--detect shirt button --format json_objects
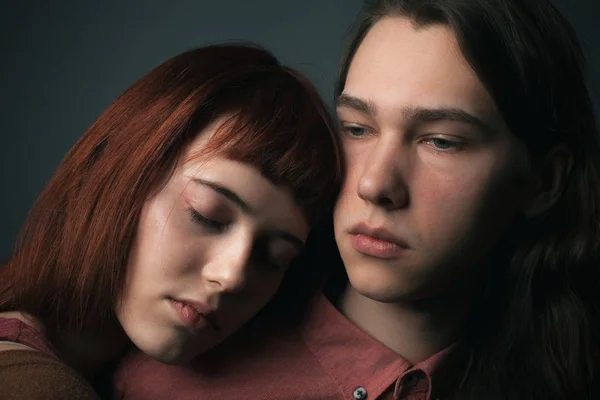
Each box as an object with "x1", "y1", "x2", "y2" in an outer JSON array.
[
  {"x1": 403, "y1": 373, "x2": 420, "y2": 388},
  {"x1": 353, "y1": 386, "x2": 368, "y2": 400}
]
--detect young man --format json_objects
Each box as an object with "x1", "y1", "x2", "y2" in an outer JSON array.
[{"x1": 113, "y1": 0, "x2": 600, "y2": 398}]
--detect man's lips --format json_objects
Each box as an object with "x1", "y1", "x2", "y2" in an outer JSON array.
[
  {"x1": 348, "y1": 223, "x2": 410, "y2": 259},
  {"x1": 348, "y1": 222, "x2": 410, "y2": 248}
]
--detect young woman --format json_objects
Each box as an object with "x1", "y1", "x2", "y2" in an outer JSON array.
[{"x1": 0, "y1": 43, "x2": 342, "y2": 399}]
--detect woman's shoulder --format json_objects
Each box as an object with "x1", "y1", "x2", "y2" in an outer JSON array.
[
  {"x1": 0, "y1": 314, "x2": 100, "y2": 399},
  {"x1": 0, "y1": 349, "x2": 100, "y2": 399},
  {"x1": 0, "y1": 313, "x2": 57, "y2": 357}
]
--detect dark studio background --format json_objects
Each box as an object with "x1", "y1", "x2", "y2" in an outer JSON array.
[{"x1": 1, "y1": 0, "x2": 599, "y2": 262}]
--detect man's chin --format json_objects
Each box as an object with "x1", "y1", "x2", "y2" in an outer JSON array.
[
  {"x1": 343, "y1": 262, "x2": 424, "y2": 303},
  {"x1": 348, "y1": 277, "x2": 423, "y2": 304}
]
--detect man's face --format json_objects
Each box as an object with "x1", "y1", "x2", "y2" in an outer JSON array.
[{"x1": 334, "y1": 17, "x2": 533, "y2": 302}]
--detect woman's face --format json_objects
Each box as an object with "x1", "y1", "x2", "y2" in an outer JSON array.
[{"x1": 116, "y1": 117, "x2": 309, "y2": 364}]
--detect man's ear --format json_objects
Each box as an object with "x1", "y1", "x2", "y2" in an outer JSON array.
[{"x1": 523, "y1": 144, "x2": 573, "y2": 218}]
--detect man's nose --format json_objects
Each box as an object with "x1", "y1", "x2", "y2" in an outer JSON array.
[{"x1": 357, "y1": 137, "x2": 409, "y2": 210}]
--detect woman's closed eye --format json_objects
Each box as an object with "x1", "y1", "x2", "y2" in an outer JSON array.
[
  {"x1": 188, "y1": 208, "x2": 229, "y2": 231},
  {"x1": 251, "y1": 239, "x2": 299, "y2": 273}
]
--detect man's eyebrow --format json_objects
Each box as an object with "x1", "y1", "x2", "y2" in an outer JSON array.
[
  {"x1": 404, "y1": 106, "x2": 494, "y2": 134},
  {"x1": 336, "y1": 94, "x2": 378, "y2": 117},
  {"x1": 337, "y1": 93, "x2": 494, "y2": 134},
  {"x1": 191, "y1": 178, "x2": 252, "y2": 213}
]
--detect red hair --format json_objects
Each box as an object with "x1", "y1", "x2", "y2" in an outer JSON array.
[{"x1": 0, "y1": 44, "x2": 342, "y2": 334}]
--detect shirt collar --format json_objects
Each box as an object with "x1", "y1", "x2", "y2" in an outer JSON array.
[{"x1": 301, "y1": 293, "x2": 455, "y2": 399}]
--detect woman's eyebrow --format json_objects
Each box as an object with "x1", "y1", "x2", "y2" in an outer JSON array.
[{"x1": 192, "y1": 178, "x2": 253, "y2": 214}]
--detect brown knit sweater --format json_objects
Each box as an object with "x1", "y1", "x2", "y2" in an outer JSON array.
[{"x1": 0, "y1": 318, "x2": 99, "y2": 399}]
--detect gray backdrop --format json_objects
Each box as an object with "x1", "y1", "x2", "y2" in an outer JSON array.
[{"x1": 1, "y1": 0, "x2": 599, "y2": 261}]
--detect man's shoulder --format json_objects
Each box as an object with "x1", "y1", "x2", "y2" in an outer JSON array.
[
  {"x1": 114, "y1": 329, "x2": 327, "y2": 400},
  {"x1": 114, "y1": 294, "x2": 340, "y2": 399}
]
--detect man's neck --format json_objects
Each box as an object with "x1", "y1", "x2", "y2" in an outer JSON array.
[{"x1": 337, "y1": 285, "x2": 468, "y2": 364}]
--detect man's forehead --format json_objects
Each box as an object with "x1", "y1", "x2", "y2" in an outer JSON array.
[
  {"x1": 342, "y1": 17, "x2": 500, "y2": 127},
  {"x1": 348, "y1": 21, "x2": 466, "y2": 81},
  {"x1": 358, "y1": 17, "x2": 461, "y2": 60}
]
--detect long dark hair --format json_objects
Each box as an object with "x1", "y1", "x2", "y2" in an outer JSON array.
[{"x1": 337, "y1": 1, "x2": 600, "y2": 398}]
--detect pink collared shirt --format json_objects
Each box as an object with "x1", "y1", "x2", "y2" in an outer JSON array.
[{"x1": 113, "y1": 294, "x2": 455, "y2": 400}]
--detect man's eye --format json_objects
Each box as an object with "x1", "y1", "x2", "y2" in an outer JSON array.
[
  {"x1": 341, "y1": 125, "x2": 370, "y2": 137},
  {"x1": 423, "y1": 137, "x2": 465, "y2": 151}
]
